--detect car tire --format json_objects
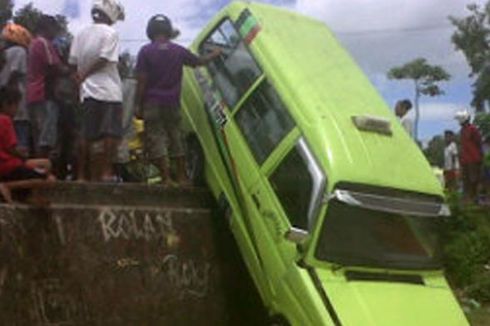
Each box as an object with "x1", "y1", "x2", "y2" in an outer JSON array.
[{"x1": 186, "y1": 136, "x2": 205, "y2": 186}]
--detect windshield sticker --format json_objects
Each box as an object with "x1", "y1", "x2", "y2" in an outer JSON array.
[
  {"x1": 236, "y1": 9, "x2": 261, "y2": 45},
  {"x1": 195, "y1": 69, "x2": 228, "y2": 128}
]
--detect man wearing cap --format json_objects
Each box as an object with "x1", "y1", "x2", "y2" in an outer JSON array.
[
  {"x1": 27, "y1": 15, "x2": 64, "y2": 160},
  {"x1": 69, "y1": 0, "x2": 125, "y2": 182},
  {"x1": 135, "y1": 15, "x2": 221, "y2": 187},
  {"x1": 0, "y1": 23, "x2": 32, "y2": 156},
  {"x1": 455, "y1": 110, "x2": 483, "y2": 203}
]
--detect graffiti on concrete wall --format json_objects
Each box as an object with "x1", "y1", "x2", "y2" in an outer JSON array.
[
  {"x1": 98, "y1": 208, "x2": 180, "y2": 246},
  {"x1": 115, "y1": 254, "x2": 212, "y2": 300},
  {"x1": 31, "y1": 278, "x2": 88, "y2": 325},
  {"x1": 161, "y1": 255, "x2": 211, "y2": 299}
]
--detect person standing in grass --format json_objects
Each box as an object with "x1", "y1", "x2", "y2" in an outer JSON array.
[
  {"x1": 443, "y1": 130, "x2": 459, "y2": 192},
  {"x1": 455, "y1": 110, "x2": 483, "y2": 203},
  {"x1": 135, "y1": 15, "x2": 221, "y2": 187}
]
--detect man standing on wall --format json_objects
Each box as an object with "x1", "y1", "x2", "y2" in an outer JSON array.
[
  {"x1": 27, "y1": 15, "x2": 63, "y2": 160},
  {"x1": 455, "y1": 110, "x2": 483, "y2": 204},
  {"x1": 69, "y1": 0, "x2": 125, "y2": 182},
  {"x1": 135, "y1": 15, "x2": 221, "y2": 187},
  {"x1": 0, "y1": 23, "x2": 32, "y2": 156}
]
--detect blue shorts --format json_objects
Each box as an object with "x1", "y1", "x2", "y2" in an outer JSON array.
[{"x1": 13, "y1": 120, "x2": 31, "y2": 150}]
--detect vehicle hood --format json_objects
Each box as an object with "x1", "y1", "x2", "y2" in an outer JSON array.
[{"x1": 315, "y1": 269, "x2": 468, "y2": 326}]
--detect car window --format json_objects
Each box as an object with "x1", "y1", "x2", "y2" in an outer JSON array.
[
  {"x1": 269, "y1": 140, "x2": 326, "y2": 230},
  {"x1": 235, "y1": 82, "x2": 294, "y2": 164},
  {"x1": 199, "y1": 19, "x2": 262, "y2": 109}
]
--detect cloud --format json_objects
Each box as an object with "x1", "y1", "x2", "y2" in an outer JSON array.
[
  {"x1": 414, "y1": 102, "x2": 464, "y2": 122},
  {"x1": 293, "y1": 0, "x2": 486, "y2": 79}
]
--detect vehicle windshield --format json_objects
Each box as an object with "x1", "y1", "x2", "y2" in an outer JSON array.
[{"x1": 315, "y1": 199, "x2": 443, "y2": 270}]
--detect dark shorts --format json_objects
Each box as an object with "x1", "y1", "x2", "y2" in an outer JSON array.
[
  {"x1": 81, "y1": 98, "x2": 123, "y2": 142},
  {"x1": 443, "y1": 170, "x2": 458, "y2": 190},
  {"x1": 0, "y1": 166, "x2": 46, "y2": 182},
  {"x1": 462, "y1": 163, "x2": 482, "y2": 185},
  {"x1": 143, "y1": 103, "x2": 185, "y2": 159}
]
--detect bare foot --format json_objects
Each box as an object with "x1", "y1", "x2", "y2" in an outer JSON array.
[
  {"x1": 0, "y1": 184, "x2": 12, "y2": 204},
  {"x1": 177, "y1": 178, "x2": 192, "y2": 188}
]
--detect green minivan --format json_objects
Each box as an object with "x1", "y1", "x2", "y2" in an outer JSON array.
[{"x1": 180, "y1": 2, "x2": 468, "y2": 325}]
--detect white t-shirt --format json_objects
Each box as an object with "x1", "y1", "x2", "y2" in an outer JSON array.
[
  {"x1": 444, "y1": 142, "x2": 460, "y2": 171},
  {"x1": 69, "y1": 23, "x2": 122, "y2": 102},
  {"x1": 400, "y1": 115, "x2": 414, "y2": 138},
  {"x1": 0, "y1": 46, "x2": 28, "y2": 121}
]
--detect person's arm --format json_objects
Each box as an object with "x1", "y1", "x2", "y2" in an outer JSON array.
[
  {"x1": 195, "y1": 48, "x2": 222, "y2": 66},
  {"x1": 78, "y1": 58, "x2": 110, "y2": 84},
  {"x1": 472, "y1": 127, "x2": 484, "y2": 157},
  {"x1": 7, "y1": 146, "x2": 27, "y2": 160},
  {"x1": 6, "y1": 47, "x2": 27, "y2": 88},
  {"x1": 80, "y1": 29, "x2": 120, "y2": 84},
  {"x1": 0, "y1": 120, "x2": 27, "y2": 160},
  {"x1": 134, "y1": 48, "x2": 149, "y2": 119},
  {"x1": 183, "y1": 47, "x2": 222, "y2": 68},
  {"x1": 42, "y1": 39, "x2": 68, "y2": 76},
  {"x1": 134, "y1": 72, "x2": 147, "y2": 119},
  {"x1": 452, "y1": 144, "x2": 459, "y2": 170}
]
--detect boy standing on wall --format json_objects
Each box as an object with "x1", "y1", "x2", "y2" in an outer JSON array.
[
  {"x1": 27, "y1": 15, "x2": 64, "y2": 160},
  {"x1": 0, "y1": 87, "x2": 52, "y2": 183},
  {"x1": 69, "y1": 0, "x2": 125, "y2": 182},
  {"x1": 135, "y1": 15, "x2": 221, "y2": 187}
]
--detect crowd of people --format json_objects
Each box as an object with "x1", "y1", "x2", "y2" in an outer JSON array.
[
  {"x1": 1, "y1": 0, "x2": 489, "y2": 206},
  {"x1": 395, "y1": 99, "x2": 490, "y2": 205},
  {"x1": 0, "y1": 0, "x2": 221, "y2": 192},
  {"x1": 443, "y1": 110, "x2": 490, "y2": 205}
]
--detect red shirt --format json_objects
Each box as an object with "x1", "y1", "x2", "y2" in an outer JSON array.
[
  {"x1": 26, "y1": 36, "x2": 61, "y2": 104},
  {"x1": 460, "y1": 123, "x2": 483, "y2": 165},
  {"x1": 0, "y1": 114, "x2": 23, "y2": 176}
]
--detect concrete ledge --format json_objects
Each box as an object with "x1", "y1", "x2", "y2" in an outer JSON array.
[
  {"x1": 0, "y1": 197, "x2": 230, "y2": 324},
  {"x1": 2, "y1": 182, "x2": 214, "y2": 208}
]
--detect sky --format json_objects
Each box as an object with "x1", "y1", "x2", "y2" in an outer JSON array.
[{"x1": 11, "y1": 0, "x2": 487, "y2": 143}]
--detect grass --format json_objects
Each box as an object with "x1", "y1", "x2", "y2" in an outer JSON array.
[{"x1": 467, "y1": 307, "x2": 490, "y2": 325}]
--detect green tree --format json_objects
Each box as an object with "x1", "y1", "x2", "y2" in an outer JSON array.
[
  {"x1": 0, "y1": 0, "x2": 13, "y2": 28},
  {"x1": 450, "y1": 3, "x2": 490, "y2": 112},
  {"x1": 474, "y1": 113, "x2": 490, "y2": 141},
  {"x1": 423, "y1": 135, "x2": 446, "y2": 168},
  {"x1": 13, "y1": 3, "x2": 70, "y2": 36},
  {"x1": 388, "y1": 58, "x2": 451, "y2": 141}
]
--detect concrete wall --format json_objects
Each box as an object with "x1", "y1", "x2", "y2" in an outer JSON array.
[{"x1": 0, "y1": 184, "x2": 260, "y2": 325}]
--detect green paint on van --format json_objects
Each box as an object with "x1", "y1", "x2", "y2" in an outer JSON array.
[{"x1": 180, "y1": 2, "x2": 468, "y2": 325}]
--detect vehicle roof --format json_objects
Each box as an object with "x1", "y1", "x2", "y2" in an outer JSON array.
[{"x1": 191, "y1": 1, "x2": 443, "y2": 197}]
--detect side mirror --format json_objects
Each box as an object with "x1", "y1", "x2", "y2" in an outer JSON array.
[{"x1": 285, "y1": 227, "x2": 309, "y2": 244}]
